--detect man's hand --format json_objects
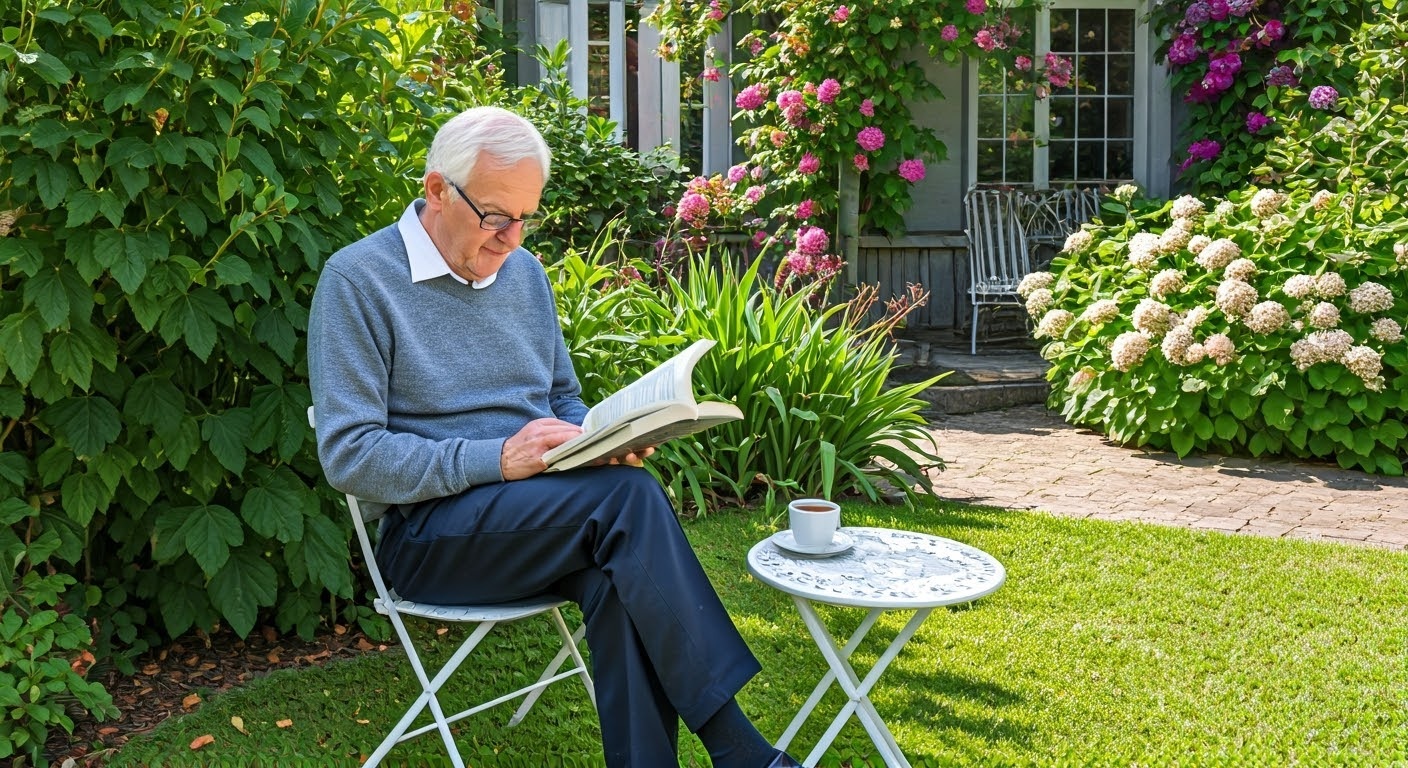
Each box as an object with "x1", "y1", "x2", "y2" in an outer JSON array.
[
  {"x1": 594, "y1": 445, "x2": 656, "y2": 468},
  {"x1": 501, "y1": 418, "x2": 583, "y2": 480}
]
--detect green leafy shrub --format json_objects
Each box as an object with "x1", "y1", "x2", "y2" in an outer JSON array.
[
  {"x1": 1028, "y1": 185, "x2": 1407, "y2": 474},
  {"x1": 0, "y1": 0, "x2": 457, "y2": 755},
  {"x1": 551, "y1": 239, "x2": 944, "y2": 513}
]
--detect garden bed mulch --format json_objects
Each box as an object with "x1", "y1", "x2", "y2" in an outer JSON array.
[{"x1": 43, "y1": 624, "x2": 390, "y2": 767}]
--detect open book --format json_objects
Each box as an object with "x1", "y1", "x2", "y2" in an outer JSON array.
[{"x1": 543, "y1": 339, "x2": 743, "y2": 472}]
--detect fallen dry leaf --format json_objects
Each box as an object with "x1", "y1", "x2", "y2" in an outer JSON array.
[
  {"x1": 98, "y1": 727, "x2": 120, "y2": 736},
  {"x1": 355, "y1": 638, "x2": 374, "y2": 651},
  {"x1": 231, "y1": 716, "x2": 247, "y2": 735},
  {"x1": 141, "y1": 664, "x2": 160, "y2": 676},
  {"x1": 189, "y1": 734, "x2": 215, "y2": 750},
  {"x1": 181, "y1": 693, "x2": 202, "y2": 710},
  {"x1": 261, "y1": 626, "x2": 278, "y2": 643},
  {"x1": 435, "y1": 627, "x2": 449, "y2": 636},
  {"x1": 266, "y1": 651, "x2": 281, "y2": 664},
  {"x1": 333, "y1": 624, "x2": 347, "y2": 635},
  {"x1": 183, "y1": 654, "x2": 200, "y2": 667},
  {"x1": 276, "y1": 719, "x2": 293, "y2": 728}
]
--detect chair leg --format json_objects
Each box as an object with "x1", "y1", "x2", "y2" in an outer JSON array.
[
  {"x1": 971, "y1": 302, "x2": 980, "y2": 355},
  {"x1": 509, "y1": 608, "x2": 596, "y2": 726}
]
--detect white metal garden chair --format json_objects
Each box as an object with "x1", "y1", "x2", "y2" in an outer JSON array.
[
  {"x1": 963, "y1": 187, "x2": 1033, "y2": 355},
  {"x1": 307, "y1": 408, "x2": 596, "y2": 768}
]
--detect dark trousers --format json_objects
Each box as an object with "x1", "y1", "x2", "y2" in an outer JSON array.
[{"x1": 377, "y1": 466, "x2": 762, "y2": 766}]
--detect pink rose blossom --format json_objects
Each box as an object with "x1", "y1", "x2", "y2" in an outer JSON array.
[
  {"x1": 1015, "y1": 55, "x2": 1032, "y2": 71},
  {"x1": 974, "y1": 29, "x2": 997, "y2": 51},
  {"x1": 830, "y1": 5, "x2": 850, "y2": 23},
  {"x1": 859, "y1": 98, "x2": 874, "y2": 117},
  {"x1": 898, "y1": 158, "x2": 926, "y2": 183},
  {"x1": 798, "y1": 153, "x2": 821, "y2": 175},
  {"x1": 941, "y1": 24, "x2": 959, "y2": 41},
  {"x1": 853, "y1": 153, "x2": 870, "y2": 171},
  {"x1": 857, "y1": 126, "x2": 885, "y2": 152},
  {"x1": 817, "y1": 78, "x2": 841, "y2": 104}
]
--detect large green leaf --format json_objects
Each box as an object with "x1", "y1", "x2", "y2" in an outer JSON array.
[
  {"x1": 291, "y1": 514, "x2": 353, "y2": 598},
  {"x1": 125, "y1": 375, "x2": 186, "y2": 434},
  {"x1": 0, "y1": 310, "x2": 45, "y2": 384},
  {"x1": 208, "y1": 548, "x2": 278, "y2": 637},
  {"x1": 60, "y1": 471, "x2": 110, "y2": 526},
  {"x1": 240, "y1": 467, "x2": 307, "y2": 543},
  {"x1": 200, "y1": 408, "x2": 251, "y2": 475},
  {"x1": 176, "y1": 503, "x2": 244, "y2": 576},
  {"x1": 39, "y1": 396, "x2": 122, "y2": 458}
]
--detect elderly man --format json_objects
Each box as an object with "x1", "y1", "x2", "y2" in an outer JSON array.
[{"x1": 308, "y1": 106, "x2": 804, "y2": 768}]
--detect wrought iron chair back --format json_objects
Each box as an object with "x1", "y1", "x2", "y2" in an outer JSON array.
[{"x1": 963, "y1": 187, "x2": 1032, "y2": 355}]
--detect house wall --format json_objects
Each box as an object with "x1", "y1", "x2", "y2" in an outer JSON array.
[{"x1": 904, "y1": 55, "x2": 970, "y2": 234}]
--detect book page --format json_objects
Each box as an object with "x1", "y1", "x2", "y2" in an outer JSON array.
[{"x1": 580, "y1": 339, "x2": 715, "y2": 433}]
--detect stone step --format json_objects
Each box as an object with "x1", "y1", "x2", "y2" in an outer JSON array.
[{"x1": 887, "y1": 336, "x2": 1051, "y2": 414}]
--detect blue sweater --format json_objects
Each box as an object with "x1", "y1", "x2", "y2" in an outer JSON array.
[{"x1": 308, "y1": 223, "x2": 588, "y2": 507}]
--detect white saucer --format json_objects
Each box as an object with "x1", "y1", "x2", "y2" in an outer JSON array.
[{"x1": 770, "y1": 529, "x2": 855, "y2": 558}]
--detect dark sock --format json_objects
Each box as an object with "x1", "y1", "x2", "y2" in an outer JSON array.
[{"x1": 695, "y1": 698, "x2": 779, "y2": 768}]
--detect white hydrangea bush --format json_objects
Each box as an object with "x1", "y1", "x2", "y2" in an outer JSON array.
[{"x1": 1023, "y1": 185, "x2": 1408, "y2": 474}]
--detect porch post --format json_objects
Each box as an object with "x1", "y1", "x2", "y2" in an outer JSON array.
[{"x1": 838, "y1": 159, "x2": 860, "y2": 285}]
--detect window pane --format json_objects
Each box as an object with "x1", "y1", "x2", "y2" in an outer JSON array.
[
  {"x1": 1077, "y1": 97, "x2": 1103, "y2": 136},
  {"x1": 1109, "y1": 10, "x2": 1135, "y2": 51},
  {"x1": 1108, "y1": 54, "x2": 1134, "y2": 95},
  {"x1": 1108, "y1": 141, "x2": 1134, "y2": 180},
  {"x1": 1078, "y1": 9, "x2": 1106, "y2": 54},
  {"x1": 1050, "y1": 96, "x2": 1076, "y2": 139},
  {"x1": 1077, "y1": 140, "x2": 1103, "y2": 180},
  {"x1": 977, "y1": 140, "x2": 1004, "y2": 182},
  {"x1": 1108, "y1": 97, "x2": 1133, "y2": 138},
  {"x1": 1007, "y1": 141, "x2": 1034, "y2": 184},
  {"x1": 978, "y1": 95, "x2": 1006, "y2": 137},
  {"x1": 1080, "y1": 54, "x2": 1106, "y2": 93},
  {"x1": 1051, "y1": 9, "x2": 1076, "y2": 52},
  {"x1": 1010, "y1": 94, "x2": 1035, "y2": 133},
  {"x1": 1051, "y1": 140, "x2": 1075, "y2": 181}
]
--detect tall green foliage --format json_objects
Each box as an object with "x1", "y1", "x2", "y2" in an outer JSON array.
[{"x1": 0, "y1": 0, "x2": 446, "y2": 759}]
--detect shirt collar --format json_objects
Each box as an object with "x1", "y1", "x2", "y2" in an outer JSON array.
[{"x1": 398, "y1": 200, "x2": 497, "y2": 289}]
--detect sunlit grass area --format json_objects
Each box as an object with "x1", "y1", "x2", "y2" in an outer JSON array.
[{"x1": 112, "y1": 500, "x2": 1408, "y2": 767}]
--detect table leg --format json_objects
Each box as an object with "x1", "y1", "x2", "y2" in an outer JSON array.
[{"x1": 779, "y1": 596, "x2": 934, "y2": 768}]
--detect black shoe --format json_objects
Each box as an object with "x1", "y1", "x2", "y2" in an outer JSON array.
[{"x1": 767, "y1": 752, "x2": 808, "y2": 768}]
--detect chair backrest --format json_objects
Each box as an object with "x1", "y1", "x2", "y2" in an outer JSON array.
[
  {"x1": 308, "y1": 406, "x2": 399, "y2": 602},
  {"x1": 963, "y1": 187, "x2": 1030, "y2": 295},
  {"x1": 1017, "y1": 187, "x2": 1104, "y2": 243}
]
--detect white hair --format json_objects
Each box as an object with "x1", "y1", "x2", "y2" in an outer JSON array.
[{"x1": 424, "y1": 106, "x2": 551, "y2": 186}]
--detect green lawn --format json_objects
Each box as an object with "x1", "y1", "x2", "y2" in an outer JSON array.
[{"x1": 110, "y1": 501, "x2": 1408, "y2": 767}]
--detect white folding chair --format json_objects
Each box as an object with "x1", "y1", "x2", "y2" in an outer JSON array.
[
  {"x1": 308, "y1": 408, "x2": 596, "y2": 768},
  {"x1": 963, "y1": 187, "x2": 1032, "y2": 355}
]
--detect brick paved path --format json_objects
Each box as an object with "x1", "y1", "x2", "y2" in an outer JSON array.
[{"x1": 923, "y1": 405, "x2": 1408, "y2": 550}]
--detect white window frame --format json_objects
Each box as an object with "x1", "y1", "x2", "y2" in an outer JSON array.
[{"x1": 966, "y1": 0, "x2": 1171, "y2": 194}]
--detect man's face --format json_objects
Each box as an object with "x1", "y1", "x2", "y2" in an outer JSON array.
[{"x1": 432, "y1": 156, "x2": 544, "y2": 283}]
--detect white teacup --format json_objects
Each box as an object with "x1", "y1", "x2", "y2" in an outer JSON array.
[{"x1": 788, "y1": 498, "x2": 840, "y2": 549}]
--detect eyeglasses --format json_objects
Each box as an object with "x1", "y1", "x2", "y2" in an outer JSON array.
[{"x1": 447, "y1": 181, "x2": 543, "y2": 235}]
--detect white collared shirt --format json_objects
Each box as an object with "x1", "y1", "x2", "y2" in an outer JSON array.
[{"x1": 397, "y1": 200, "x2": 497, "y2": 289}]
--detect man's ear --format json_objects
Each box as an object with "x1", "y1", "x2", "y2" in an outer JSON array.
[{"x1": 423, "y1": 172, "x2": 449, "y2": 211}]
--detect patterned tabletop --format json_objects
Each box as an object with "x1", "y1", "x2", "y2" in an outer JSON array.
[{"x1": 747, "y1": 527, "x2": 1006, "y2": 609}]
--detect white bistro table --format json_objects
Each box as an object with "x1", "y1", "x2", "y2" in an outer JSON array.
[{"x1": 746, "y1": 526, "x2": 1006, "y2": 767}]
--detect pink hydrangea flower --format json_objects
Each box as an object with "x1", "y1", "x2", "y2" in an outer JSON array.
[
  {"x1": 749, "y1": 38, "x2": 764, "y2": 55},
  {"x1": 941, "y1": 24, "x2": 959, "y2": 41},
  {"x1": 1015, "y1": 55, "x2": 1032, "y2": 71},
  {"x1": 830, "y1": 5, "x2": 849, "y2": 22},
  {"x1": 751, "y1": 165, "x2": 765, "y2": 180},
  {"x1": 798, "y1": 153, "x2": 821, "y2": 175},
  {"x1": 1045, "y1": 53, "x2": 1073, "y2": 88},
  {"x1": 1308, "y1": 85, "x2": 1338, "y2": 109},
  {"x1": 859, "y1": 98, "x2": 874, "y2": 117},
  {"x1": 727, "y1": 164, "x2": 748, "y2": 184},
  {"x1": 701, "y1": 67, "x2": 720, "y2": 82},
  {"x1": 857, "y1": 126, "x2": 885, "y2": 152},
  {"x1": 735, "y1": 84, "x2": 767, "y2": 110},
  {"x1": 1168, "y1": 32, "x2": 1200, "y2": 66},
  {"x1": 966, "y1": 0, "x2": 986, "y2": 13},
  {"x1": 853, "y1": 153, "x2": 870, "y2": 171},
  {"x1": 777, "y1": 89, "x2": 805, "y2": 110},
  {"x1": 796, "y1": 199, "x2": 815, "y2": 219},
  {"x1": 677, "y1": 192, "x2": 710, "y2": 224},
  {"x1": 1245, "y1": 111, "x2": 1271, "y2": 133},
  {"x1": 817, "y1": 78, "x2": 841, "y2": 104},
  {"x1": 796, "y1": 225, "x2": 829, "y2": 256},
  {"x1": 770, "y1": 129, "x2": 788, "y2": 147},
  {"x1": 707, "y1": 0, "x2": 724, "y2": 20},
  {"x1": 898, "y1": 158, "x2": 926, "y2": 183},
  {"x1": 974, "y1": 29, "x2": 997, "y2": 51},
  {"x1": 752, "y1": 230, "x2": 770, "y2": 247},
  {"x1": 744, "y1": 185, "x2": 765, "y2": 204}
]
